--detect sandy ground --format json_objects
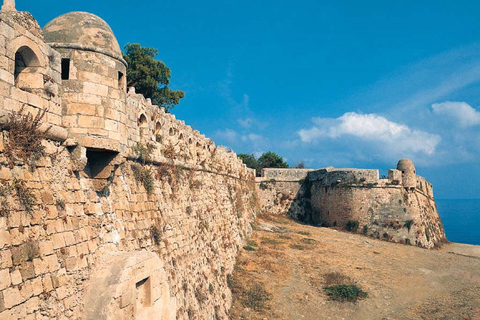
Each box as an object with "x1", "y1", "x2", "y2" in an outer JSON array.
[{"x1": 229, "y1": 215, "x2": 480, "y2": 320}]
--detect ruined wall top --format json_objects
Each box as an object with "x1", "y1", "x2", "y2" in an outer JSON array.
[{"x1": 1, "y1": 0, "x2": 15, "y2": 12}]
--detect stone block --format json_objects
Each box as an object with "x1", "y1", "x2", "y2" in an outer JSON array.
[
  {"x1": 2, "y1": 287, "x2": 22, "y2": 309},
  {"x1": 78, "y1": 93, "x2": 101, "y2": 105},
  {"x1": 42, "y1": 276, "x2": 53, "y2": 292},
  {"x1": 63, "y1": 232, "x2": 76, "y2": 247},
  {"x1": 38, "y1": 241, "x2": 54, "y2": 256},
  {"x1": 0, "y1": 268, "x2": 11, "y2": 290},
  {"x1": 77, "y1": 115, "x2": 104, "y2": 129},
  {"x1": 33, "y1": 258, "x2": 48, "y2": 275},
  {"x1": 19, "y1": 279, "x2": 33, "y2": 300},
  {"x1": 0, "y1": 250, "x2": 12, "y2": 269},
  {"x1": 65, "y1": 257, "x2": 77, "y2": 272},
  {"x1": 0, "y1": 68, "x2": 13, "y2": 85},
  {"x1": 31, "y1": 277, "x2": 43, "y2": 296},
  {"x1": 19, "y1": 261, "x2": 35, "y2": 281},
  {"x1": 0, "y1": 231, "x2": 10, "y2": 249},
  {"x1": 66, "y1": 103, "x2": 96, "y2": 116},
  {"x1": 10, "y1": 269, "x2": 21, "y2": 285},
  {"x1": 52, "y1": 233, "x2": 66, "y2": 250}
]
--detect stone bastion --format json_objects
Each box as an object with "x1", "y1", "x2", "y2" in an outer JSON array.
[{"x1": 256, "y1": 160, "x2": 446, "y2": 249}]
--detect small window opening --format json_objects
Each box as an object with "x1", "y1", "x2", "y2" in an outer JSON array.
[
  {"x1": 61, "y1": 58, "x2": 70, "y2": 80},
  {"x1": 85, "y1": 149, "x2": 118, "y2": 179},
  {"x1": 136, "y1": 277, "x2": 152, "y2": 309},
  {"x1": 118, "y1": 71, "x2": 124, "y2": 90}
]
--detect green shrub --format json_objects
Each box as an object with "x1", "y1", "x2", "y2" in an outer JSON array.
[
  {"x1": 297, "y1": 231, "x2": 311, "y2": 236},
  {"x1": 345, "y1": 220, "x2": 359, "y2": 232},
  {"x1": 324, "y1": 284, "x2": 368, "y2": 302},
  {"x1": 289, "y1": 244, "x2": 306, "y2": 250},
  {"x1": 227, "y1": 274, "x2": 236, "y2": 289},
  {"x1": 362, "y1": 225, "x2": 368, "y2": 235},
  {"x1": 0, "y1": 181, "x2": 12, "y2": 217},
  {"x1": 13, "y1": 178, "x2": 36, "y2": 213},
  {"x1": 241, "y1": 284, "x2": 270, "y2": 310},
  {"x1": 151, "y1": 226, "x2": 162, "y2": 245},
  {"x1": 133, "y1": 142, "x2": 156, "y2": 164},
  {"x1": 261, "y1": 237, "x2": 284, "y2": 245},
  {"x1": 259, "y1": 182, "x2": 268, "y2": 190},
  {"x1": 404, "y1": 219, "x2": 414, "y2": 232},
  {"x1": 131, "y1": 164, "x2": 155, "y2": 195}
]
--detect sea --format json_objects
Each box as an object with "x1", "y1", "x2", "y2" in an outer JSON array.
[{"x1": 436, "y1": 199, "x2": 480, "y2": 246}]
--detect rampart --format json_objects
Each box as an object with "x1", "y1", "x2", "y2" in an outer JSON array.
[
  {"x1": 257, "y1": 164, "x2": 445, "y2": 249},
  {"x1": 0, "y1": 4, "x2": 258, "y2": 319}
]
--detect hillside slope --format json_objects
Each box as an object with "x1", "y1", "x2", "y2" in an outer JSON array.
[{"x1": 229, "y1": 214, "x2": 480, "y2": 320}]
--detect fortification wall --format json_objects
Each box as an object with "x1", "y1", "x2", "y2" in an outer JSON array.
[
  {"x1": 256, "y1": 168, "x2": 314, "y2": 218},
  {"x1": 256, "y1": 166, "x2": 446, "y2": 248},
  {"x1": 309, "y1": 183, "x2": 445, "y2": 248},
  {"x1": 0, "y1": 8, "x2": 258, "y2": 319},
  {"x1": 0, "y1": 132, "x2": 258, "y2": 319}
]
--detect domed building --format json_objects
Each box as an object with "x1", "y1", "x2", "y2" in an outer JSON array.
[
  {"x1": 396, "y1": 158, "x2": 417, "y2": 189},
  {"x1": 43, "y1": 12, "x2": 128, "y2": 154}
]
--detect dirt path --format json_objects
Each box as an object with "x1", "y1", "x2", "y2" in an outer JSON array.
[{"x1": 229, "y1": 215, "x2": 480, "y2": 320}]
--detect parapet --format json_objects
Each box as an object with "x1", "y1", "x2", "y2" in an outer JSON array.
[{"x1": 260, "y1": 168, "x2": 315, "y2": 181}]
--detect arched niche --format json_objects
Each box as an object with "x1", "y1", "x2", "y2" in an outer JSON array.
[
  {"x1": 154, "y1": 122, "x2": 162, "y2": 142},
  {"x1": 14, "y1": 46, "x2": 43, "y2": 89},
  {"x1": 8, "y1": 37, "x2": 46, "y2": 88},
  {"x1": 138, "y1": 114, "x2": 148, "y2": 139},
  {"x1": 83, "y1": 251, "x2": 175, "y2": 320}
]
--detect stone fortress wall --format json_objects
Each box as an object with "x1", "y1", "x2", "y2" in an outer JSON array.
[
  {"x1": 0, "y1": 3, "x2": 258, "y2": 319},
  {"x1": 256, "y1": 161, "x2": 446, "y2": 249},
  {"x1": 0, "y1": 1, "x2": 448, "y2": 319}
]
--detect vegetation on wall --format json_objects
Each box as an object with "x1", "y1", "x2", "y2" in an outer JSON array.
[
  {"x1": 0, "y1": 107, "x2": 48, "y2": 168},
  {"x1": 123, "y1": 43, "x2": 185, "y2": 112}
]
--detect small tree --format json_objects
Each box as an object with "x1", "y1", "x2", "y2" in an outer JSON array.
[
  {"x1": 237, "y1": 153, "x2": 258, "y2": 169},
  {"x1": 237, "y1": 151, "x2": 289, "y2": 176},
  {"x1": 257, "y1": 152, "x2": 289, "y2": 172},
  {"x1": 123, "y1": 43, "x2": 185, "y2": 112}
]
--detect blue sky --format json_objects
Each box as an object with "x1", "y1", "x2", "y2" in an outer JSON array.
[{"x1": 21, "y1": 0, "x2": 480, "y2": 199}]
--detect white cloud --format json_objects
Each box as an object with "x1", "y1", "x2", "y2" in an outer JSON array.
[
  {"x1": 432, "y1": 101, "x2": 480, "y2": 127},
  {"x1": 298, "y1": 112, "x2": 441, "y2": 157},
  {"x1": 238, "y1": 117, "x2": 253, "y2": 129},
  {"x1": 214, "y1": 129, "x2": 238, "y2": 144}
]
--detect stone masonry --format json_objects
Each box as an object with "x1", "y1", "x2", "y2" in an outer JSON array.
[
  {"x1": 0, "y1": 2, "x2": 258, "y2": 319},
  {"x1": 0, "y1": 1, "x2": 448, "y2": 319},
  {"x1": 256, "y1": 162, "x2": 446, "y2": 249}
]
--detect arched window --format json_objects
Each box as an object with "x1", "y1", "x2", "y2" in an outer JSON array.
[
  {"x1": 14, "y1": 46, "x2": 42, "y2": 89},
  {"x1": 138, "y1": 114, "x2": 148, "y2": 139},
  {"x1": 154, "y1": 122, "x2": 162, "y2": 142}
]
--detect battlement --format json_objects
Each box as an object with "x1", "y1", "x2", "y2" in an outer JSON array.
[
  {"x1": 0, "y1": 8, "x2": 254, "y2": 190},
  {"x1": 260, "y1": 163, "x2": 431, "y2": 197}
]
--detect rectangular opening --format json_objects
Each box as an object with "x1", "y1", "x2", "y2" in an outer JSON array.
[
  {"x1": 85, "y1": 148, "x2": 118, "y2": 179},
  {"x1": 135, "y1": 277, "x2": 152, "y2": 309},
  {"x1": 118, "y1": 71, "x2": 124, "y2": 90},
  {"x1": 61, "y1": 58, "x2": 70, "y2": 80}
]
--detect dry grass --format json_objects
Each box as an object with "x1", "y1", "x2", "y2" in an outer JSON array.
[{"x1": 1, "y1": 107, "x2": 49, "y2": 168}]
